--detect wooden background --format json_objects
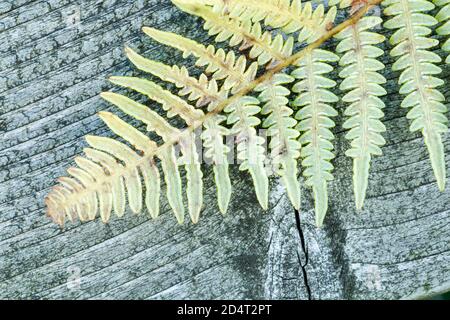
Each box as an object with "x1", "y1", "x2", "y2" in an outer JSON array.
[{"x1": 0, "y1": 0, "x2": 449, "y2": 299}]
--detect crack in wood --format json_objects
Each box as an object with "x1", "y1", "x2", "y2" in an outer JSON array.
[{"x1": 294, "y1": 209, "x2": 311, "y2": 300}]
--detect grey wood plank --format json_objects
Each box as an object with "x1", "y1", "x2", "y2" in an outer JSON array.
[{"x1": 0, "y1": 0, "x2": 449, "y2": 300}]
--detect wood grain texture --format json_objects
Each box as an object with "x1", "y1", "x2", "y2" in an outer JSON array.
[{"x1": 0, "y1": 0, "x2": 449, "y2": 300}]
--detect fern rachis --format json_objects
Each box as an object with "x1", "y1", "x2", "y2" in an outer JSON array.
[{"x1": 45, "y1": 0, "x2": 448, "y2": 228}]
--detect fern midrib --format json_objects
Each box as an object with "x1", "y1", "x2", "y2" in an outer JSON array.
[
  {"x1": 353, "y1": 24, "x2": 370, "y2": 158},
  {"x1": 51, "y1": 2, "x2": 381, "y2": 214},
  {"x1": 401, "y1": 0, "x2": 434, "y2": 134}
]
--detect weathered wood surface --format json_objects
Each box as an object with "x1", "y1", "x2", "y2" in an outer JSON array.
[{"x1": 0, "y1": 0, "x2": 449, "y2": 300}]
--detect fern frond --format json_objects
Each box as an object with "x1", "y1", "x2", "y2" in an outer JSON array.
[
  {"x1": 109, "y1": 76, "x2": 204, "y2": 125},
  {"x1": 83, "y1": 139, "x2": 145, "y2": 217},
  {"x1": 225, "y1": 96, "x2": 269, "y2": 209},
  {"x1": 384, "y1": 0, "x2": 448, "y2": 191},
  {"x1": 335, "y1": 16, "x2": 387, "y2": 209},
  {"x1": 291, "y1": 49, "x2": 339, "y2": 226},
  {"x1": 97, "y1": 93, "x2": 187, "y2": 222},
  {"x1": 178, "y1": 132, "x2": 204, "y2": 223},
  {"x1": 140, "y1": 27, "x2": 273, "y2": 210},
  {"x1": 172, "y1": 0, "x2": 295, "y2": 67},
  {"x1": 125, "y1": 46, "x2": 224, "y2": 107},
  {"x1": 124, "y1": 46, "x2": 232, "y2": 213},
  {"x1": 100, "y1": 92, "x2": 204, "y2": 223},
  {"x1": 64, "y1": 168, "x2": 100, "y2": 220},
  {"x1": 102, "y1": 84, "x2": 203, "y2": 222},
  {"x1": 202, "y1": 0, "x2": 337, "y2": 43},
  {"x1": 142, "y1": 27, "x2": 257, "y2": 92},
  {"x1": 435, "y1": 0, "x2": 450, "y2": 63},
  {"x1": 46, "y1": 104, "x2": 167, "y2": 225},
  {"x1": 82, "y1": 148, "x2": 127, "y2": 219},
  {"x1": 208, "y1": 0, "x2": 339, "y2": 222},
  {"x1": 255, "y1": 73, "x2": 301, "y2": 209},
  {"x1": 201, "y1": 115, "x2": 232, "y2": 213},
  {"x1": 178, "y1": 0, "x2": 340, "y2": 218},
  {"x1": 46, "y1": 1, "x2": 386, "y2": 226},
  {"x1": 95, "y1": 112, "x2": 161, "y2": 220}
]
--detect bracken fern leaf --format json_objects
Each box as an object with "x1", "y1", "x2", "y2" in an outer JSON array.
[
  {"x1": 384, "y1": 0, "x2": 448, "y2": 191},
  {"x1": 256, "y1": 73, "x2": 301, "y2": 210},
  {"x1": 335, "y1": 15, "x2": 387, "y2": 209},
  {"x1": 205, "y1": 0, "x2": 337, "y2": 44},
  {"x1": 124, "y1": 46, "x2": 232, "y2": 213},
  {"x1": 292, "y1": 48, "x2": 339, "y2": 226},
  {"x1": 45, "y1": 0, "x2": 447, "y2": 229},
  {"x1": 172, "y1": 0, "x2": 294, "y2": 67},
  {"x1": 142, "y1": 27, "x2": 258, "y2": 93}
]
